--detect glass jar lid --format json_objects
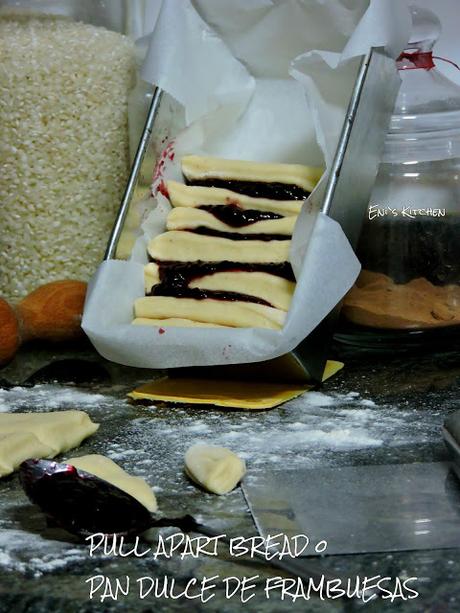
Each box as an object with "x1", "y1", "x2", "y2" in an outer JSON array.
[{"x1": 384, "y1": 6, "x2": 460, "y2": 162}]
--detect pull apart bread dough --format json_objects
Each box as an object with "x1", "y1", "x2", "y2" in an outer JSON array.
[
  {"x1": 0, "y1": 410, "x2": 99, "y2": 477},
  {"x1": 67, "y1": 454, "x2": 157, "y2": 512},
  {"x1": 144, "y1": 263, "x2": 295, "y2": 311},
  {"x1": 184, "y1": 444, "x2": 246, "y2": 495},
  {"x1": 181, "y1": 155, "x2": 322, "y2": 196},
  {"x1": 167, "y1": 180, "x2": 303, "y2": 216},
  {"x1": 147, "y1": 231, "x2": 290, "y2": 264},
  {"x1": 133, "y1": 156, "x2": 323, "y2": 330},
  {"x1": 166, "y1": 206, "x2": 297, "y2": 236},
  {"x1": 133, "y1": 317, "x2": 227, "y2": 328},
  {"x1": 135, "y1": 296, "x2": 286, "y2": 329}
]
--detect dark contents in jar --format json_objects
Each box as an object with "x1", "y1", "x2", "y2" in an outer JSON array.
[
  {"x1": 356, "y1": 216, "x2": 460, "y2": 286},
  {"x1": 343, "y1": 214, "x2": 460, "y2": 330}
]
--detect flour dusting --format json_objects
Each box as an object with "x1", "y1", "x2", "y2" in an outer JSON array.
[
  {"x1": 0, "y1": 382, "x2": 444, "y2": 576},
  {"x1": 0, "y1": 385, "x2": 110, "y2": 413}
]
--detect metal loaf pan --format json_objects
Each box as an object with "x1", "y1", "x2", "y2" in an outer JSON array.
[{"x1": 105, "y1": 48, "x2": 400, "y2": 383}]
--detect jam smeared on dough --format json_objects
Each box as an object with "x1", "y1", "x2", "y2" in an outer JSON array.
[
  {"x1": 153, "y1": 260, "x2": 296, "y2": 283},
  {"x1": 166, "y1": 208, "x2": 295, "y2": 238},
  {"x1": 188, "y1": 178, "x2": 310, "y2": 201},
  {"x1": 150, "y1": 284, "x2": 272, "y2": 307},
  {"x1": 147, "y1": 260, "x2": 296, "y2": 307},
  {"x1": 199, "y1": 204, "x2": 283, "y2": 226},
  {"x1": 134, "y1": 155, "x2": 323, "y2": 329},
  {"x1": 191, "y1": 227, "x2": 290, "y2": 241},
  {"x1": 181, "y1": 155, "x2": 321, "y2": 202},
  {"x1": 167, "y1": 181, "x2": 303, "y2": 217}
]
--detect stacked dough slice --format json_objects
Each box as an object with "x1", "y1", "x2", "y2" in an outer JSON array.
[{"x1": 134, "y1": 155, "x2": 322, "y2": 330}]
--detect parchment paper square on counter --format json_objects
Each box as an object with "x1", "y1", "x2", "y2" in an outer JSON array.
[{"x1": 127, "y1": 360, "x2": 344, "y2": 409}]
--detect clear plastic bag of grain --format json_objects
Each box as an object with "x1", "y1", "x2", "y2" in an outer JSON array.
[{"x1": 0, "y1": 11, "x2": 136, "y2": 301}]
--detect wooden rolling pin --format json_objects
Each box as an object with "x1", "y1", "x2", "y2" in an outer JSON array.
[{"x1": 0, "y1": 280, "x2": 87, "y2": 366}]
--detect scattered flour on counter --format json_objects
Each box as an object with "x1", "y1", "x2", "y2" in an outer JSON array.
[
  {"x1": 115, "y1": 388, "x2": 440, "y2": 495},
  {"x1": 0, "y1": 549, "x2": 25, "y2": 574},
  {"x1": 0, "y1": 384, "x2": 133, "y2": 575},
  {"x1": 0, "y1": 384, "x2": 444, "y2": 576},
  {"x1": 300, "y1": 391, "x2": 341, "y2": 407},
  {"x1": 0, "y1": 528, "x2": 86, "y2": 576},
  {"x1": 107, "y1": 448, "x2": 141, "y2": 461},
  {"x1": 0, "y1": 384, "x2": 116, "y2": 413}
]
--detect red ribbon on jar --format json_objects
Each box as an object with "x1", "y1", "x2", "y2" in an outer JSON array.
[{"x1": 397, "y1": 50, "x2": 460, "y2": 71}]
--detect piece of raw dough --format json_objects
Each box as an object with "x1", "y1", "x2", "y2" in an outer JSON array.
[
  {"x1": 0, "y1": 432, "x2": 55, "y2": 477},
  {"x1": 189, "y1": 271, "x2": 295, "y2": 311},
  {"x1": 166, "y1": 181, "x2": 303, "y2": 216},
  {"x1": 182, "y1": 155, "x2": 322, "y2": 192},
  {"x1": 133, "y1": 317, "x2": 227, "y2": 328},
  {"x1": 184, "y1": 444, "x2": 246, "y2": 495},
  {"x1": 144, "y1": 264, "x2": 295, "y2": 311},
  {"x1": 66, "y1": 454, "x2": 157, "y2": 512},
  {"x1": 0, "y1": 410, "x2": 99, "y2": 456},
  {"x1": 134, "y1": 296, "x2": 285, "y2": 329},
  {"x1": 166, "y1": 207, "x2": 296, "y2": 236},
  {"x1": 148, "y1": 231, "x2": 290, "y2": 264}
]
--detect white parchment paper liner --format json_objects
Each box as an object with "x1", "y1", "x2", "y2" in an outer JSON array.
[{"x1": 82, "y1": 0, "x2": 410, "y2": 369}]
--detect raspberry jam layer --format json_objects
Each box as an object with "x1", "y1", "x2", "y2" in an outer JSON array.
[
  {"x1": 151, "y1": 260, "x2": 295, "y2": 282},
  {"x1": 191, "y1": 227, "x2": 290, "y2": 241},
  {"x1": 187, "y1": 179, "x2": 310, "y2": 201},
  {"x1": 146, "y1": 260, "x2": 295, "y2": 307},
  {"x1": 150, "y1": 285, "x2": 272, "y2": 307},
  {"x1": 199, "y1": 204, "x2": 283, "y2": 227}
]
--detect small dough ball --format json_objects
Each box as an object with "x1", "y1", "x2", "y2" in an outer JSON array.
[
  {"x1": 184, "y1": 444, "x2": 246, "y2": 495},
  {"x1": 67, "y1": 454, "x2": 157, "y2": 512}
]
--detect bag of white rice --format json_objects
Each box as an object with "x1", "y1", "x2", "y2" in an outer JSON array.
[{"x1": 0, "y1": 13, "x2": 136, "y2": 301}]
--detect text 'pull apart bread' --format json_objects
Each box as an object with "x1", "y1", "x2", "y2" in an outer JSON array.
[{"x1": 133, "y1": 156, "x2": 323, "y2": 330}]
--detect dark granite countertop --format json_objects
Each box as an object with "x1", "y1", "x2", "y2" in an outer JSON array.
[{"x1": 0, "y1": 341, "x2": 459, "y2": 613}]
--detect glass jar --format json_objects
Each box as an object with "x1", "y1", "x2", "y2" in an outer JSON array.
[
  {"x1": 337, "y1": 6, "x2": 460, "y2": 350},
  {"x1": 0, "y1": 1, "x2": 148, "y2": 301}
]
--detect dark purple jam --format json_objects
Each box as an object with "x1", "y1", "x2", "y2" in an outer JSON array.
[
  {"x1": 186, "y1": 178, "x2": 310, "y2": 201},
  {"x1": 19, "y1": 459, "x2": 153, "y2": 537},
  {"x1": 151, "y1": 260, "x2": 296, "y2": 283},
  {"x1": 146, "y1": 260, "x2": 295, "y2": 306},
  {"x1": 199, "y1": 204, "x2": 283, "y2": 227},
  {"x1": 191, "y1": 227, "x2": 290, "y2": 241},
  {"x1": 150, "y1": 285, "x2": 272, "y2": 307}
]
